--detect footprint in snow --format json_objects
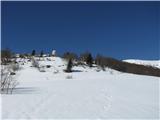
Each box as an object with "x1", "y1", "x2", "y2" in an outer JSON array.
[{"x1": 100, "y1": 89, "x2": 112, "y2": 111}]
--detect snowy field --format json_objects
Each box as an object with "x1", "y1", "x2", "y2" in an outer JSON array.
[{"x1": 1, "y1": 57, "x2": 159, "y2": 119}]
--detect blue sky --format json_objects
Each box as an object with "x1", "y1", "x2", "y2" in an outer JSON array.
[{"x1": 1, "y1": 1, "x2": 160, "y2": 60}]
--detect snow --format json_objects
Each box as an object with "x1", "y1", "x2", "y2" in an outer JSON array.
[
  {"x1": 1, "y1": 57, "x2": 159, "y2": 119},
  {"x1": 123, "y1": 59, "x2": 160, "y2": 69}
]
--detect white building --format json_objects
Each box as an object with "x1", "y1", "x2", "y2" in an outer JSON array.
[{"x1": 51, "y1": 50, "x2": 56, "y2": 56}]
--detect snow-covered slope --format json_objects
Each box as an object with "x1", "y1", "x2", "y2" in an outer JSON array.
[
  {"x1": 1, "y1": 57, "x2": 159, "y2": 119},
  {"x1": 123, "y1": 59, "x2": 160, "y2": 69}
]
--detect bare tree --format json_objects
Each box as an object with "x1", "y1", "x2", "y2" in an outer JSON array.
[
  {"x1": 63, "y1": 52, "x2": 78, "y2": 60},
  {"x1": 1, "y1": 48, "x2": 13, "y2": 64},
  {"x1": 1, "y1": 65, "x2": 19, "y2": 94}
]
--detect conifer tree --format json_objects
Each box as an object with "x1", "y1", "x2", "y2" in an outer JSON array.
[
  {"x1": 65, "y1": 58, "x2": 73, "y2": 72},
  {"x1": 31, "y1": 50, "x2": 36, "y2": 56},
  {"x1": 40, "y1": 50, "x2": 43, "y2": 57},
  {"x1": 86, "y1": 53, "x2": 93, "y2": 67}
]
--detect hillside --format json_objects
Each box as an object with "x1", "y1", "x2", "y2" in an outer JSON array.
[
  {"x1": 1, "y1": 57, "x2": 159, "y2": 119},
  {"x1": 123, "y1": 59, "x2": 160, "y2": 69}
]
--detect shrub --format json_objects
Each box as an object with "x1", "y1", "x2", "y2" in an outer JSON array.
[
  {"x1": 1, "y1": 66, "x2": 19, "y2": 94},
  {"x1": 10, "y1": 72, "x2": 16, "y2": 75},
  {"x1": 63, "y1": 52, "x2": 78, "y2": 60},
  {"x1": 39, "y1": 66, "x2": 46, "y2": 72},
  {"x1": 86, "y1": 53, "x2": 93, "y2": 67},
  {"x1": 80, "y1": 52, "x2": 89, "y2": 62},
  {"x1": 66, "y1": 75, "x2": 72, "y2": 79},
  {"x1": 40, "y1": 50, "x2": 44, "y2": 57},
  {"x1": 75, "y1": 61, "x2": 84, "y2": 65},
  {"x1": 46, "y1": 65, "x2": 51, "y2": 68},
  {"x1": 1, "y1": 48, "x2": 13, "y2": 64},
  {"x1": 11, "y1": 63, "x2": 20, "y2": 71},
  {"x1": 80, "y1": 52, "x2": 93, "y2": 67},
  {"x1": 19, "y1": 54, "x2": 25, "y2": 58},
  {"x1": 31, "y1": 58, "x2": 39, "y2": 68}
]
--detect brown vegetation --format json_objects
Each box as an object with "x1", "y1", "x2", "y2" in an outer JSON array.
[{"x1": 95, "y1": 55, "x2": 160, "y2": 77}]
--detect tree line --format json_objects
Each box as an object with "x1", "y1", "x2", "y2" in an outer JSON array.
[{"x1": 1, "y1": 48, "x2": 160, "y2": 77}]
